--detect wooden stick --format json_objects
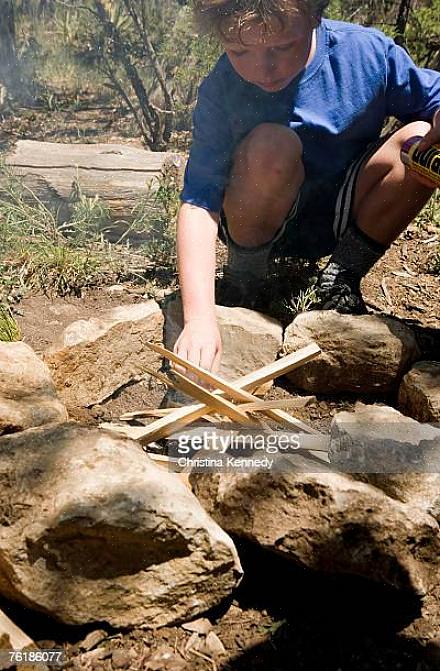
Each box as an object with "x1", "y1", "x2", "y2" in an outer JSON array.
[
  {"x1": 231, "y1": 343, "x2": 321, "y2": 389},
  {"x1": 120, "y1": 408, "x2": 179, "y2": 420},
  {"x1": 100, "y1": 422, "x2": 149, "y2": 440},
  {"x1": 134, "y1": 344, "x2": 321, "y2": 444},
  {"x1": 238, "y1": 398, "x2": 315, "y2": 411},
  {"x1": 169, "y1": 370, "x2": 256, "y2": 426},
  {"x1": 146, "y1": 341, "x2": 320, "y2": 395},
  {"x1": 0, "y1": 608, "x2": 35, "y2": 649},
  {"x1": 120, "y1": 409, "x2": 219, "y2": 423},
  {"x1": 146, "y1": 341, "x2": 319, "y2": 434},
  {"x1": 100, "y1": 424, "x2": 193, "y2": 472}
]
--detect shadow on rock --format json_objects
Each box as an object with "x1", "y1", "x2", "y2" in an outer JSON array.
[{"x1": 222, "y1": 539, "x2": 431, "y2": 671}]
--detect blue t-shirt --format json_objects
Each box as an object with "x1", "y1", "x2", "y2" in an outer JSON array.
[{"x1": 181, "y1": 19, "x2": 440, "y2": 213}]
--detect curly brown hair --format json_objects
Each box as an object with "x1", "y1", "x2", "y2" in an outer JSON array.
[{"x1": 192, "y1": 0, "x2": 330, "y2": 39}]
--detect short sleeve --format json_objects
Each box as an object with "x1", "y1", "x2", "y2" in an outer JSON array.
[
  {"x1": 180, "y1": 75, "x2": 233, "y2": 214},
  {"x1": 385, "y1": 40, "x2": 440, "y2": 122}
]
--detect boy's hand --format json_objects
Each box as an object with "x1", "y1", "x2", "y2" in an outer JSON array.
[
  {"x1": 174, "y1": 317, "x2": 222, "y2": 374},
  {"x1": 418, "y1": 109, "x2": 440, "y2": 152},
  {"x1": 407, "y1": 113, "x2": 440, "y2": 189}
]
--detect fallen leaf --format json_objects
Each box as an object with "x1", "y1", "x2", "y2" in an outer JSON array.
[
  {"x1": 181, "y1": 618, "x2": 212, "y2": 635},
  {"x1": 79, "y1": 630, "x2": 108, "y2": 652},
  {"x1": 199, "y1": 632, "x2": 226, "y2": 659}
]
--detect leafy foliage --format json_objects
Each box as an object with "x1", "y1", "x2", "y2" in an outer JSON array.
[
  {"x1": 130, "y1": 159, "x2": 181, "y2": 272},
  {"x1": 2, "y1": 0, "x2": 439, "y2": 297},
  {"x1": 327, "y1": 0, "x2": 440, "y2": 67},
  {"x1": 0, "y1": 162, "x2": 123, "y2": 297},
  {"x1": 0, "y1": 304, "x2": 21, "y2": 342}
]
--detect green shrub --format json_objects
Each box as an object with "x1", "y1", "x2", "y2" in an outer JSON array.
[
  {"x1": 0, "y1": 162, "x2": 122, "y2": 297},
  {"x1": 0, "y1": 305, "x2": 21, "y2": 342},
  {"x1": 130, "y1": 160, "x2": 181, "y2": 272}
]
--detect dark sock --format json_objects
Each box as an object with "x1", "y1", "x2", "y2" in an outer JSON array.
[
  {"x1": 315, "y1": 225, "x2": 389, "y2": 314},
  {"x1": 329, "y1": 225, "x2": 389, "y2": 279},
  {"x1": 226, "y1": 238, "x2": 274, "y2": 284}
]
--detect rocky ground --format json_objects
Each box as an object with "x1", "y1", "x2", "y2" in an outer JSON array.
[
  {"x1": 1, "y1": 250, "x2": 438, "y2": 671},
  {"x1": 0, "y1": 104, "x2": 439, "y2": 671}
]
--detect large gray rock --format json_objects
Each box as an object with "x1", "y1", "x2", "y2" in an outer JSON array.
[
  {"x1": 164, "y1": 295, "x2": 283, "y2": 395},
  {"x1": 398, "y1": 361, "x2": 440, "y2": 423},
  {"x1": 283, "y1": 311, "x2": 420, "y2": 394},
  {"x1": 329, "y1": 403, "x2": 440, "y2": 521},
  {"x1": 0, "y1": 422, "x2": 242, "y2": 628},
  {"x1": 44, "y1": 301, "x2": 164, "y2": 408},
  {"x1": 190, "y1": 457, "x2": 440, "y2": 598},
  {"x1": 0, "y1": 342, "x2": 67, "y2": 435}
]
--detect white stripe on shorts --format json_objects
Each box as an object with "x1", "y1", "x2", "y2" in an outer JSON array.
[{"x1": 333, "y1": 136, "x2": 389, "y2": 240}]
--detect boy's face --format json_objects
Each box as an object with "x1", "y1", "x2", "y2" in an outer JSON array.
[{"x1": 221, "y1": 12, "x2": 317, "y2": 93}]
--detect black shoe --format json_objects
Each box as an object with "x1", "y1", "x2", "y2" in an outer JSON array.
[{"x1": 314, "y1": 261, "x2": 367, "y2": 315}]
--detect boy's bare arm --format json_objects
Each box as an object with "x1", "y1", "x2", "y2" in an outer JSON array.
[{"x1": 174, "y1": 203, "x2": 222, "y2": 372}]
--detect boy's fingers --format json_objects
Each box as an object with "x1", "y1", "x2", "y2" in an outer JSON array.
[
  {"x1": 173, "y1": 341, "x2": 190, "y2": 374},
  {"x1": 200, "y1": 345, "x2": 217, "y2": 374},
  {"x1": 418, "y1": 129, "x2": 440, "y2": 152},
  {"x1": 212, "y1": 347, "x2": 222, "y2": 374},
  {"x1": 418, "y1": 135, "x2": 430, "y2": 151},
  {"x1": 187, "y1": 346, "x2": 201, "y2": 368},
  {"x1": 185, "y1": 346, "x2": 203, "y2": 381}
]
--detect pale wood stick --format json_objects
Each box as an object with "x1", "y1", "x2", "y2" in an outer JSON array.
[
  {"x1": 135, "y1": 345, "x2": 321, "y2": 444},
  {"x1": 0, "y1": 608, "x2": 35, "y2": 649},
  {"x1": 100, "y1": 422, "x2": 149, "y2": 440},
  {"x1": 231, "y1": 343, "x2": 320, "y2": 389},
  {"x1": 120, "y1": 408, "x2": 179, "y2": 419},
  {"x1": 144, "y1": 452, "x2": 178, "y2": 464},
  {"x1": 238, "y1": 398, "x2": 315, "y2": 411},
  {"x1": 146, "y1": 341, "x2": 319, "y2": 435},
  {"x1": 120, "y1": 409, "x2": 218, "y2": 423},
  {"x1": 169, "y1": 370, "x2": 257, "y2": 426},
  {"x1": 147, "y1": 341, "x2": 320, "y2": 396},
  {"x1": 100, "y1": 424, "x2": 190, "y2": 467}
]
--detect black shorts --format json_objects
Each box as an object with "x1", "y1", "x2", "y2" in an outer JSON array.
[{"x1": 219, "y1": 137, "x2": 387, "y2": 260}]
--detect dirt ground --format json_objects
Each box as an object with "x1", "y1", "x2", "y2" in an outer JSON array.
[
  {"x1": 6, "y1": 222, "x2": 439, "y2": 671},
  {"x1": 1, "y1": 103, "x2": 440, "y2": 670}
]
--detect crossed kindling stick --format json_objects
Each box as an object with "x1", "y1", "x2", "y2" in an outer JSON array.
[{"x1": 109, "y1": 341, "x2": 326, "y2": 449}]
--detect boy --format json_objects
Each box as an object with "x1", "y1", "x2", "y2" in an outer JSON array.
[{"x1": 175, "y1": 0, "x2": 440, "y2": 372}]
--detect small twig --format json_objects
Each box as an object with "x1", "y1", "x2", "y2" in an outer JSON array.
[
  {"x1": 188, "y1": 647, "x2": 217, "y2": 671},
  {"x1": 380, "y1": 277, "x2": 393, "y2": 307},
  {"x1": 402, "y1": 263, "x2": 416, "y2": 276}
]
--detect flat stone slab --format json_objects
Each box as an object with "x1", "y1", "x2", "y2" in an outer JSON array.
[
  {"x1": 330, "y1": 403, "x2": 440, "y2": 521},
  {"x1": 44, "y1": 300, "x2": 164, "y2": 407}
]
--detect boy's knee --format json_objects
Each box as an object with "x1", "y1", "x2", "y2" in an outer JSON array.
[
  {"x1": 234, "y1": 123, "x2": 304, "y2": 178},
  {"x1": 392, "y1": 121, "x2": 431, "y2": 149},
  {"x1": 378, "y1": 121, "x2": 432, "y2": 175}
]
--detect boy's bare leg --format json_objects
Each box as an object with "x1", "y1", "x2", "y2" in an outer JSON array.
[
  {"x1": 353, "y1": 121, "x2": 435, "y2": 245},
  {"x1": 316, "y1": 121, "x2": 437, "y2": 313},
  {"x1": 218, "y1": 123, "x2": 304, "y2": 307},
  {"x1": 223, "y1": 122, "x2": 304, "y2": 247}
]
